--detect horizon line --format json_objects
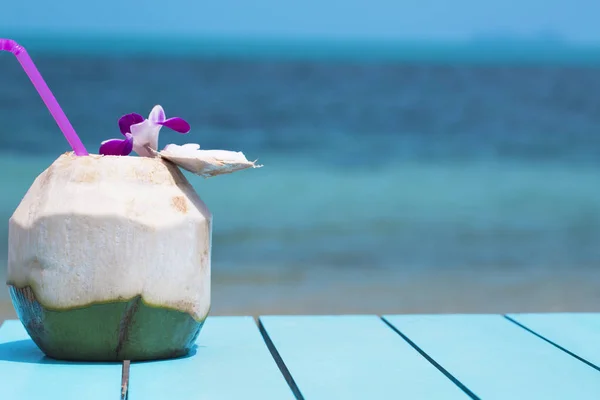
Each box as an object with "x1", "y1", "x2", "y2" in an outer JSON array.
[{"x1": 2, "y1": 31, "x2": 600, "y2": 65}]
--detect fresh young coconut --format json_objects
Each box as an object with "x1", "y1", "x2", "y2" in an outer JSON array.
[{"x1": 7, "y1": 105, "x2": 260, "y2": 361}]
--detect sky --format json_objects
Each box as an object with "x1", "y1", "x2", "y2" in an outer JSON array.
[{"x1": 1, "y1": 0, "x2": 599, "y2": 44}]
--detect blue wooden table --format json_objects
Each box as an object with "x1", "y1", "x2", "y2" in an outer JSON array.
[{"x1": 1, "y1": 313, "x2": 599, "y2": 399}]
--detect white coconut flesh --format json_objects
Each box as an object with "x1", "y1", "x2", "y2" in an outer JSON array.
[
  {"x1": 156, "y1": 143, "x2": 263, "y2": 178},
  {"x1": 7, "y1": 152, "x2": 211, "y2": 321}
]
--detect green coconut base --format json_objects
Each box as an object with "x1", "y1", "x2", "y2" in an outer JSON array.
[{"x1": 8, "y1": 285, "x2": 205, "y2": 362}]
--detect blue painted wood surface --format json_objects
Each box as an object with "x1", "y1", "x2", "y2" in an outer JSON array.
[
  {"x1": 508, "y1": 312, "x2": 600, "y2": 369},
  {"x1": 260, "y1": 315, "x2": 468, "y2": 399},
  {"x1": 3, "y1": 313, "x2": 600, "y2": 399},
  {"x1": 0, "y1": 320, "x2": 121, "y2": 400},
  {"x1": 384, "y1": 314, "x2": 600, "y2": 399},
  {"x1": 128, "y1": 316, "x2": 294, "y2": 400}
]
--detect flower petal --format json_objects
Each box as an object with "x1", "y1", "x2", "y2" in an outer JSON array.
[
  {"x1": 99, "y1": 134, "x2": 133, "y2": 156},
  {"x1": 130, "y1": 120, "x2": 161, "y2": 157},
  {"x1": 148, "y1": 105, "x2": 166, "y2": 123},
  {"x1": 118, "y1": 113, "x2": 144, "y2": 135},
  {"x1": 157, "y1": 117, "x2": 191, "y2": 134},
  {"x1": 122, "y1": 133, "x2": 134, "y2": 154}
]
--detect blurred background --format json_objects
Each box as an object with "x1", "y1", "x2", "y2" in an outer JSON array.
[{"x1": 1, "y1": 0, "x2": 599, "y2": 319}]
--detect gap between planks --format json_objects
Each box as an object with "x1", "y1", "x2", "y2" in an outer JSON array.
[
  {"x1": 254, "y1": 316, "x2": 305, "y2": 400},
  {"x1": 121, "y1": 360, "x2": 130, "y2": 400},
  {"x1": 503, "y1": 315, "x2": 600, "y2": 373},
  {"x1": 379, "y1": 316, "x2": 480, "y2": 400}
]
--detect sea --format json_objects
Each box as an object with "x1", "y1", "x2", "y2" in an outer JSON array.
[{"x1": 1, "y1": 37, "x2": 600, "y2": 316}]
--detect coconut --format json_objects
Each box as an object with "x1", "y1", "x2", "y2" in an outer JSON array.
[{"x1": 7, "y1": 152, "x2": 211, "y2": 361}]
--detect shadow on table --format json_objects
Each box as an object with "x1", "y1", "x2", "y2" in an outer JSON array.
[
  {"x1": 0, "y1": 339, "x2": 199, "y2": 365},
  {"x1": 0, "y1": 339, "x2": 119, "y2": 365},
  {"x1": 131, "y1": 344, "x2": 199, "y2": 365}
]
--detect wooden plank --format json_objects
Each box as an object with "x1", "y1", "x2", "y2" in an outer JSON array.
[
  {"x1": 384, "y1": 314, "x2": 600, "y2": 399},
  {"x1": 128, "y1": 316, "x2": 294, "y2": 400},
  {"x1": 259, "y1": 315, "x2": 468, "y2": 400},
  {"x1": 507, "y1": 312, "x2": 600, "y2": 369},
  {"x1": 0, "y1": 319, "x2": 121, "y2": 400}
]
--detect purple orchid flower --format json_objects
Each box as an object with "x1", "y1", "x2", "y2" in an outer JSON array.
[
  {"x1": 99, "y1": 105, "x2": 191, "y2": 157},
  {"x1": 98, "y1": 130, "x2": 134, "y2": 156}
]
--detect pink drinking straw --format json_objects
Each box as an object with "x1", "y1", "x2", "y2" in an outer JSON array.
[{"x1": 0, "y1": 39, "x2": 89, "y2": 156}]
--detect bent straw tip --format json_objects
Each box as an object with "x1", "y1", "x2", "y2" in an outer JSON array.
[
  {"x1": 0, "y1": 39, "x2": 22, "y2": 54},
  {"x1": 1, "y1": 38, "x2": 88, "y2": 155}
]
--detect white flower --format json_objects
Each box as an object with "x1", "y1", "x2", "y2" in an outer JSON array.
[{"x1": 122, "y1": 105, "x2": 190, "y2": 157}]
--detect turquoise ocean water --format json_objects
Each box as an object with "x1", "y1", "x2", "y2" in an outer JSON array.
[{"x1": 1, "y1": 38, "x2": 599, "y2": 313}]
